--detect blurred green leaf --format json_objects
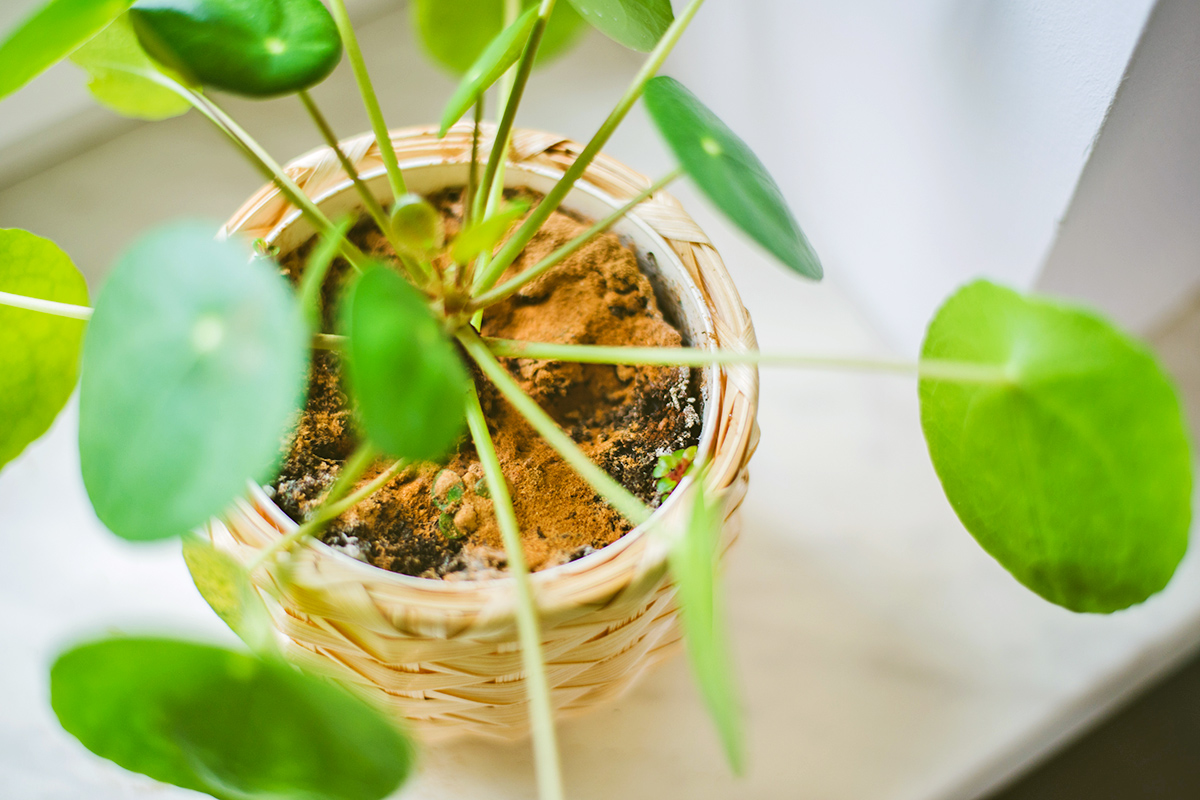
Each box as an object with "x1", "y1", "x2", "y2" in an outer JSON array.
[
  {"x1": 413, "y1": 0, "x2": 585, "y2": 75},
  {"x1": 390, "y1": 194, "x2": 444, "y2": 256},
  {"x1": 51, "y1": 637, "x2": 414, "y2": 800},
  {"x1": 670, "y1": 481, "x2": 744, "y2": 774},
  {"x1": 182, "y1": 533, "x2": 275, "y2": 654},
  {"x1": 298, "y1": 218, "x2": 351, "y2": 332},
  {"x1": 0, "y1": 0, "x2": 133, "y2": 100},
  {"x1": 342, "y1": 266, "x2": 469, "y2": 462},
  {"x1": 129, "y1": 0, "x2": 342, "y2": 97},
  {"x1": 920, "y1": 280, "x2": 1193, "y2": 613},
  {"x1": 450, "y1": 200, "x2": 529, "y2": 264},
  {"x1": 0, "y1": 229, "x2": 89, "y2": 472},
  {"x1": 79, "y1": 222, "x2": 308, "y2": 541},
  {"x1": 644, "y1": 76, "x2": 822, "y2": 280},
  {"x1": 440, "y1": 6, "x2": 537, "y2": 136},
  {"x1": 70, "y1": 14, "x2": 192, "y2": 120},
  {"x1": 565, "y1": 0, "x2": 672, "y2": 51}
]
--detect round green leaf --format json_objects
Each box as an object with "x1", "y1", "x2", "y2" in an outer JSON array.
[
  {"x1": 51, "y1": 637, "x2": 414, "y2": 800},
  {"x1": 129, "y1": 0, "x2": 342, "y2": 98},
  {"x1": 919, "y1": 280, "x2": 1193, "y2": 613},
  {"x1": 0, "y1": 230, "x2": 89, "y2": 472},
  {"x1": 79, "y1": 222, "x2": 308, "y2": 541},
  {"x1": 342, "y1": 266, "x2": 470, "y2": 462},
  {"x1": 0, "y1": 0, "x2": 133, "y2": 101},
  {"x1": 644, "y1": 76, "x2": 822, "y2": 280},
  {"x1": 70, "y1": 14, "x2": 193, "y2": 120},
  {"x1": 439, "y1": 6, "x2": 538, "y2": 136},
  {"x1": 565, "y1": 0, "x2": 673, "y2": 52},
  {"x1": 413, "y1": 0, "x2": 586, "y2": 75}
]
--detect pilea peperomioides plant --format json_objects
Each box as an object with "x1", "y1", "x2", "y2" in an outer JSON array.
[{"x1": 0, "y1": 0, "x2": 1193, "y2": 798}]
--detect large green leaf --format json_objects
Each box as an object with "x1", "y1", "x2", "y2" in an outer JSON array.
[
  {"x1": 51, "y1": 637, "x2": 414, "y2": 800},
  {"x1": 79, "y1": 222, "x2": 308, "y2": 541},
  {"x1": 0, "y1": 230, "x2": 89, "y2": 472},
  {"x1": 0, "y1": 0, "x2": 132, "y2": 100},
  {"x1": 919, "y1": 280, "x2": 1193, "y2": 613},
  {"x1": 129, "y1": 0, "x2": 342, "y2": 97},
  {"x1": 644, "y1": 76, "x2": 822, "y2": 280},
  {"x1": 565, "y1": 0, "x2": 672, "y2": 51},
  {"x1": 670, "y1": 481, "x2": 744, "y2": 774},
  {"x1": 413, "y1": 0, "x2": 585, "y2": 75},
  {"x1": 70, "y1": 14, "x2": 192, "y2": 120},
  {"x1": 341, "y1": 266, "x2": 469, "y2": 462},
  {"x1": 439, "y1": 6, "x2": 538, "y2": 136}
]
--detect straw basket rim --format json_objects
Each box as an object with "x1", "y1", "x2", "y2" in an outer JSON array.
[{"x1": 218, "y1": 123, "x2": 760, "y2": 622}]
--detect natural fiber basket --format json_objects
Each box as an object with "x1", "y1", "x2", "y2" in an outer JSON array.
[{"x1": 205, "y1": 124, "x2": 760, "y2": 741}]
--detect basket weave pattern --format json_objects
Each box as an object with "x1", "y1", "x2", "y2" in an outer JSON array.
[{"x1": 208, "y1": 125, "x2": 760, "y2": 741}]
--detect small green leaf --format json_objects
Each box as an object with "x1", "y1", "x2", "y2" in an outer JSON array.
[
  {"x1": 654, "y1": 444, "x2": 697, "y2": 495},
  {"x1": 51, "y1": 637, "x2": 414, "y2": 800},
  {"x1": 70, "y1": 14, "x2": 192, "y2": 120},
  {"x1": 450, "y1": 200, "x2": 529, "y2": 264},
  {"x1": 390, "y1": 194, "x2": 444, "y2": 256},
  {"x1": 0, "y1": 0, "x2": 133, "y2": 101},
  {"x1": 440, "y1": 6, "x2": 538, "y2": 136},
  {"x1": 0, "y1": 230, "x2": 89, "y2": 472},
  {"x1": 413, "y1": 0, "x2": 585, "y2": 75},
  {"x1": 670, "y1": 482, "x2": 744, "y2": 774},
  {"x1": 182, "y1": 533, "x2": 275, "y2": 654},
  {"x1": 129, "y1": 0, "x2": 342, "y2": 98},
  {"x1": 342, "y1": 266, "x2": 470, "y2": 462},
  {"x1": 79, "y1": 222, "x2": 308, "y2": 541},
  {"x1": 920, "y1": 280, "x2": 1194, "y2": 613},
  {"x1": 298, "y1": 218, "x2": 352, "y2": 332},
  {"x1": 565, "y1": 0, "x2": 672, "y2": 51},
  {"x1": 644, "y1": 76, "x2": 822, "y2": 280}
]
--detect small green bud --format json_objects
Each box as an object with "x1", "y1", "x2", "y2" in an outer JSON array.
[{"x1": 390, "y1": 194, "x2": 444, "y2": 255}]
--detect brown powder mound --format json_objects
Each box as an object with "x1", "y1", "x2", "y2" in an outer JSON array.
[{"x1": 272, "y1": 189, "x2": 702, "y2": 579}]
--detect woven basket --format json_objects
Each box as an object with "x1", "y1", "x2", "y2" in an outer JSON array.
[{"x1": 205, "y1": 124, "x2": 760, "y2": 742}]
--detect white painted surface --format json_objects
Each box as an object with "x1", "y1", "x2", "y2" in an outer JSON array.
[
  {"x1": 2, "y1": 5, "x2": 1198, "y2": 800},
  {"x1": 1038, "y1": 0, "x2": 1200, "y2": 333},
  {"x1": 670, "y1": 0, "x2": 1156, "y2": 352}
]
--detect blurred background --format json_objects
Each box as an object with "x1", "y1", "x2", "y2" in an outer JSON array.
[{"x1": 0, "y1": 1, "x2": 1198, "y2": 798}]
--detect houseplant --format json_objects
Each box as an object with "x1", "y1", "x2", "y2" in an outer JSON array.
[{"x1": 0, "y1": 2, "x2": 1193, "y2": 800}]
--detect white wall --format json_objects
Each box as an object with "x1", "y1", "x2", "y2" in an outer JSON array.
[
  {"x1": 1039, "y1": 0, "x2": 1200, "y2": 333},
  {"x1": 670, "y1": 0, "x2": 1158, "y2": 352}
]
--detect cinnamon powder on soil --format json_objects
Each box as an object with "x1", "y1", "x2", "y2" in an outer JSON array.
[{"x1": 272, "y1": 189, "x2": 702, "y2": 580}]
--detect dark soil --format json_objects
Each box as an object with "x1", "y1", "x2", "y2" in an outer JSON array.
[{"x1": 271, "y1": 188, "x2": 702, "y2": 580}]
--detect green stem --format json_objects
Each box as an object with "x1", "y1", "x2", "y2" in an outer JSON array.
[
  {"x1": 471, "y1": 168, "x2": 683, "y2": 310},
  {"x1": 298, "y1": 90, "x2": 399, "y2": 235},
  {"x1": 187, "y1": 90, "x2": 371, "y2": 272},
  {"x1": 465, "y1": 98, "x2": 485, "y2": 231},
  {"x1": 460, "y1": 329, "x2": 651, "y2": 524},
  {"x1": 484, "y1": 339, "x2": 1016, "y2": 384},
  {"x1": 463, "y1": 384, "x2": 563, "y2": 800},
  {"x1": 482, "y1": 0, "x2": 524, "y2": 222},
  {"x1": 475, "y1": 0, "x2": 708, "y2": 292},
  {"x1": 327, "y1": 0, "x2": 407, "y2": 202},
  {"x1": 474, "y1": 0, "x2": 558, "y2": 222},
  {"x1": 0, "y1": 291, "x2": 92, "y2": 320},
  {"x1": 67, "y1": 62, "x2": 366, "y2": 269},
  {"x1": 249, "y1": 449, "x2": 407, "y2": 572},
  {"x1": 298, "y1": 92, "x2": 433, "y2": 286}
]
